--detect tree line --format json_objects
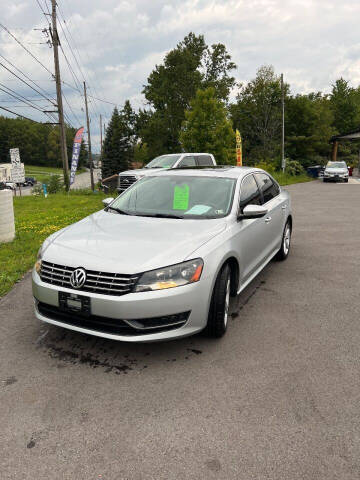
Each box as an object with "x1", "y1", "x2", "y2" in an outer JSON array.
[
  {"x1": 1, "y1": 32, "x2": 360, "y2": 176},
  {"x1": 102, "y1": 33, "x2": 360, "y2": 178},
  {"x1": 0, "y1": 116, "x2": 87, "y2": 167}
]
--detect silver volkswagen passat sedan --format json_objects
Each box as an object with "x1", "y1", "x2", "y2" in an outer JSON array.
[{"x1": 33, "y1": 167, "x2": 292, "y2": 342}]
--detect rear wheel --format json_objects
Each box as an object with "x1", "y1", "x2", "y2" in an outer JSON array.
[
  {"x1": 275, "y1": 220, "x2": 291, "y2": 261},
  {"x1": 344, "y1": 178, "x2": 349, "y2": 183},
  {"x1": 204, "y1": 264, "x2": 231, "y2": 338}
]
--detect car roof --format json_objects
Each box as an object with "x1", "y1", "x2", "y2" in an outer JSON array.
[
  {"x1": 156, "y1": 153, "x2": 214, "y2": 156},
  {"x1": 145, "y1": 166, "x2": 264, "y2": 179}
]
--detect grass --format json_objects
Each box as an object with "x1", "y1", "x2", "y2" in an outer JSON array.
[
  {"x1": 25, "y1": 165, "x2": 86, "y2": 184},
  {"x1": 0, "y1": 191, "x2": 105, "y2": 298},
  {"x1": 273, "y1": 172, "x2": 313, "y2": 186}
]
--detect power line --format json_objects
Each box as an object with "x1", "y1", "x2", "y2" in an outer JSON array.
[
  {"x1": 0, "y1": 83, "x2": 51, "y2": 114},
  {"x1": 57, "y1": 4, "x2": 108, "y2": 120},
  {"x1": 0, "y1": 22, "x2": 54, "y2": 77},
  {"x1": 59, "y1": 44, "x2": 82, "y2": 93},
  {"x1": 36, "y1": 0, "x2": 47, "y2": 16},
  {"x1": 62, "y1": 91, "x2": 81, "y2": 127},
  {"x1": 33, "y1": 1, "x2": 80, "y2": 128},
  {"x1": 88, "y1": 94, "x2": 118, "y2": 106},
  {"x1": 0, "y1": 105, "x2": 43, "y2": 122}
]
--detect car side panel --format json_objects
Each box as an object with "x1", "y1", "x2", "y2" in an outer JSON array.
[{"x1": 261, "y1": 194, "x2": 286, "y2": 259}]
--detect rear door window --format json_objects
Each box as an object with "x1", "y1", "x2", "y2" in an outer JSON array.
[
  {"x1": 255, "y1": 173, "x2": 280, "y2": 204},
  {"x1": 239, "y1": 174, "x2": 262, "y2": 213},
  {"x1": 196, "y1": 155, "x2": 213, "y2": 166},
  {"x1": 178, "y1": 156, "x2": 196, "y2": 167}
]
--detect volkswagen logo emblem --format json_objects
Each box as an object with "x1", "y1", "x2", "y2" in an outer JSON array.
[{"x1": 70, "y1": 268, "x2": 86, "y2": 289}]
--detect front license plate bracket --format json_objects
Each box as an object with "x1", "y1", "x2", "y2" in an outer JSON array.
[{"x1": 59, "y1": 291, "x2": 91, "y2": 316}]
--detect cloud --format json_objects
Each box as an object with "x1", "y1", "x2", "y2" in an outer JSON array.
[{"x1": 1, "y1": 0, "x2": 360, "y2": 151}]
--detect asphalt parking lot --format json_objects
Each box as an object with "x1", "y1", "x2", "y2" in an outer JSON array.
[{"x1": 1, "y1": 180, "x2": 360, "y2": 479}]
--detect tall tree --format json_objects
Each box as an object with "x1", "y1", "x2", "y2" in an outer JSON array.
[
  {"x1": 285, "y1": 93, "x2": 335, "y2": 166},
  {"x1": 330, "y1": 78, "x2": 358, "y2": 134},
  {"x1": 180, "y1": 87, "x2": 235, "y2": 165},
  {"x1": 141, "y1": 32, "x2": 236, "y2": 156},
  {"x1": 101, "y1": 107, "x2": 132, "y2": 179},
  {"x1": 230, "y1": 66, "x2": 283, "y2": 164},
  {"x1": 0, "y1": 116, "x2": 85, "y2": 168}
]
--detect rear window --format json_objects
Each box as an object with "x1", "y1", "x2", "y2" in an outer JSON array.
[
  {"x1": 197, "y1": 155, "x2": 213, "y2": 166},
  {"x1": 178, "y1": 156, "x2": 196, "y2": 167},
  {"x1": 255, "y1": 173, "x2": 280, "y2": 204}
]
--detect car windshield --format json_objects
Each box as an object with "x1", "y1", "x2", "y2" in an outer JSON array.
[
  {"x1": 109, "y1": 175, "x2": 236, "y2": 219},
  {"x1": 326, "y1": 162, "x2": 347, "y2": 168},
  {"x1": 145, "y1": 155, "x2": 181, "y2": 168}
]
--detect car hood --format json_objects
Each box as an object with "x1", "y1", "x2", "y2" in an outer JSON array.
[
  {"x1": 119, "y1": 168, "x2": 166, "y2": 176},
  {"x1": 42, "y1": 210, "x2": 227, "y2": 274},
  {"x1": 325, "y1": 168, "x2": 347, "y2": 174}
]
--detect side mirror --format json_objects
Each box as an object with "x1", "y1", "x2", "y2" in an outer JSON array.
[
  {"x1": 240, "y1": 204, "x2": 268, "y2": 219},
  {"x1": 102, "y1": 197, "x2": 114, "y2": 207}
]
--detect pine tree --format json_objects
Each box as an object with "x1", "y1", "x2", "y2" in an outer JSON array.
[{"x1": 101, "y1": 107, "x2": 131, "y2": 179}]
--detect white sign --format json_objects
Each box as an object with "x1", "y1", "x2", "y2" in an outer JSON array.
[
  {"x1": 10, "y1": 148, "x2": 21, "y2": 167},
  {"x1": 11, "y1": 168, "x2": 25, "y2": 184},
  {"x1": 9, "y1": 148, "x2": 25, "y2": 183}
]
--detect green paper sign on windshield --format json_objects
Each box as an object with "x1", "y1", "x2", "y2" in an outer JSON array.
[{"x1": 173, "y1": 184, "x2": 189, "y2": 210}]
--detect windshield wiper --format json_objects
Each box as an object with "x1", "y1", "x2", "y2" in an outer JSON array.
[
  {"x1": 106, "y1": 206, "x2": 130, "y2": 215},
  {"x1": 140, "y1": 213, "x2": 184, "y2": 219}
]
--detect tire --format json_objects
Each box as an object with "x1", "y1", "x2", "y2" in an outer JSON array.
[
  {"x1": 323, "y1": 178, "x2": 328, "y2": 183},
  {"x1": 344, "y1": 179, "x2": 348, "y2": 183},
  {"x1": 204, "y1": 264, "x2": 231, "y2": 338},
  {"x1": 275, "y1": 220, "x2": 291, "y2": 261}
]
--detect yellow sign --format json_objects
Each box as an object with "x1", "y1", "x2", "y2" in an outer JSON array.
[{"x1": 236, "y1": 129, "x2": 242, "y2": 166}]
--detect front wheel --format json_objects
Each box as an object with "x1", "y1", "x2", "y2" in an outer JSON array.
[
  {"x1": 275, "y1": 220, "x2": 291, "y2": 261},
  {"x1": 204, "y1": 264, "x2": 231, "y2": 338}
]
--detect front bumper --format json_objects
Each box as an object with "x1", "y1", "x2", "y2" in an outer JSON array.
[
  {"x1": 324, "y1": 174, "x2": 348, "y2": 181},
  {"x1": 32, "y1": 269, "x2": 212, "y2": 342}
]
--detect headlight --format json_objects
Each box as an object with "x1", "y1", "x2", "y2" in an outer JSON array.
[
  {"x1": 134, "y1": 258, "x2": 203, "y2": 292},
  {"x1": 34, "y1": 246, "x2": 42, "y2": 274}
]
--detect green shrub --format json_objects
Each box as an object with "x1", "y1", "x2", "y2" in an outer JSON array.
[
  {"x1": 255, "y1": 161, "x2": 276, "y2": 174},
  {"x1": 285, "y1": 159, "x2": 305, "y2": 176},
  {"x1": 47, "y1": 175, "x2": 64, "y2": 194}
]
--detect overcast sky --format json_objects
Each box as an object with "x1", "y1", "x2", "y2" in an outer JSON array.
[{"x1": 1, "y1": 0, "x2": 360, "y2": 152}]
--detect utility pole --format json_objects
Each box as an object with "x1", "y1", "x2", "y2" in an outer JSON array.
[
  {"x1": 100, "y1": 114, "x2": 103, "y2": 161},
  {"x1": 50, "y1": 0, "x2": 69, "y2": 190},
  {"x1": 281, "y1": 73, "x2": 285, "y2": 173},
  {"x1": 83, "y1": 81, "x2": 94, "y2": 191}
]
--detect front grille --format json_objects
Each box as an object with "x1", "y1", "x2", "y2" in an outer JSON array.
[
  {"x1": 118, "y1": 175, "x2": 138, "y2": 192},
  {"x1": 37, "y1": 302, "x2": 190, "y2": 336},
  {"x1": 40, "y1": 261, "x2": 138, "y2": 296}
]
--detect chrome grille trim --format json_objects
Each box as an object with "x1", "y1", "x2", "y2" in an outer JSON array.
[{"x1": 40, "y1": 260, "x2": 138, "y2": 296}]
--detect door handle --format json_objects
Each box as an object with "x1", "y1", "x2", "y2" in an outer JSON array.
[
  {"x1": 265, "y1": 216, "x2": 272, "y2": 223},
  {"x1": 281, "y1": 205, "x2": 286, "y2": 210}
]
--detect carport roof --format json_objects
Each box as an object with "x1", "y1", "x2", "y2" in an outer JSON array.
[{"x1": 330, "y1": 127, "x2": 360, "y2": 141}]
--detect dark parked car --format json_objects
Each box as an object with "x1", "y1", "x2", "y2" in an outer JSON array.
[{"x1": 24, "y1": 176, "x2": 37, "y2": 186}]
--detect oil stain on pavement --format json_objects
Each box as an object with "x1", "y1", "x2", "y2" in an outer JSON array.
[{"x1": 34, "y1": 274, "x2": 267, "y2": 376}]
